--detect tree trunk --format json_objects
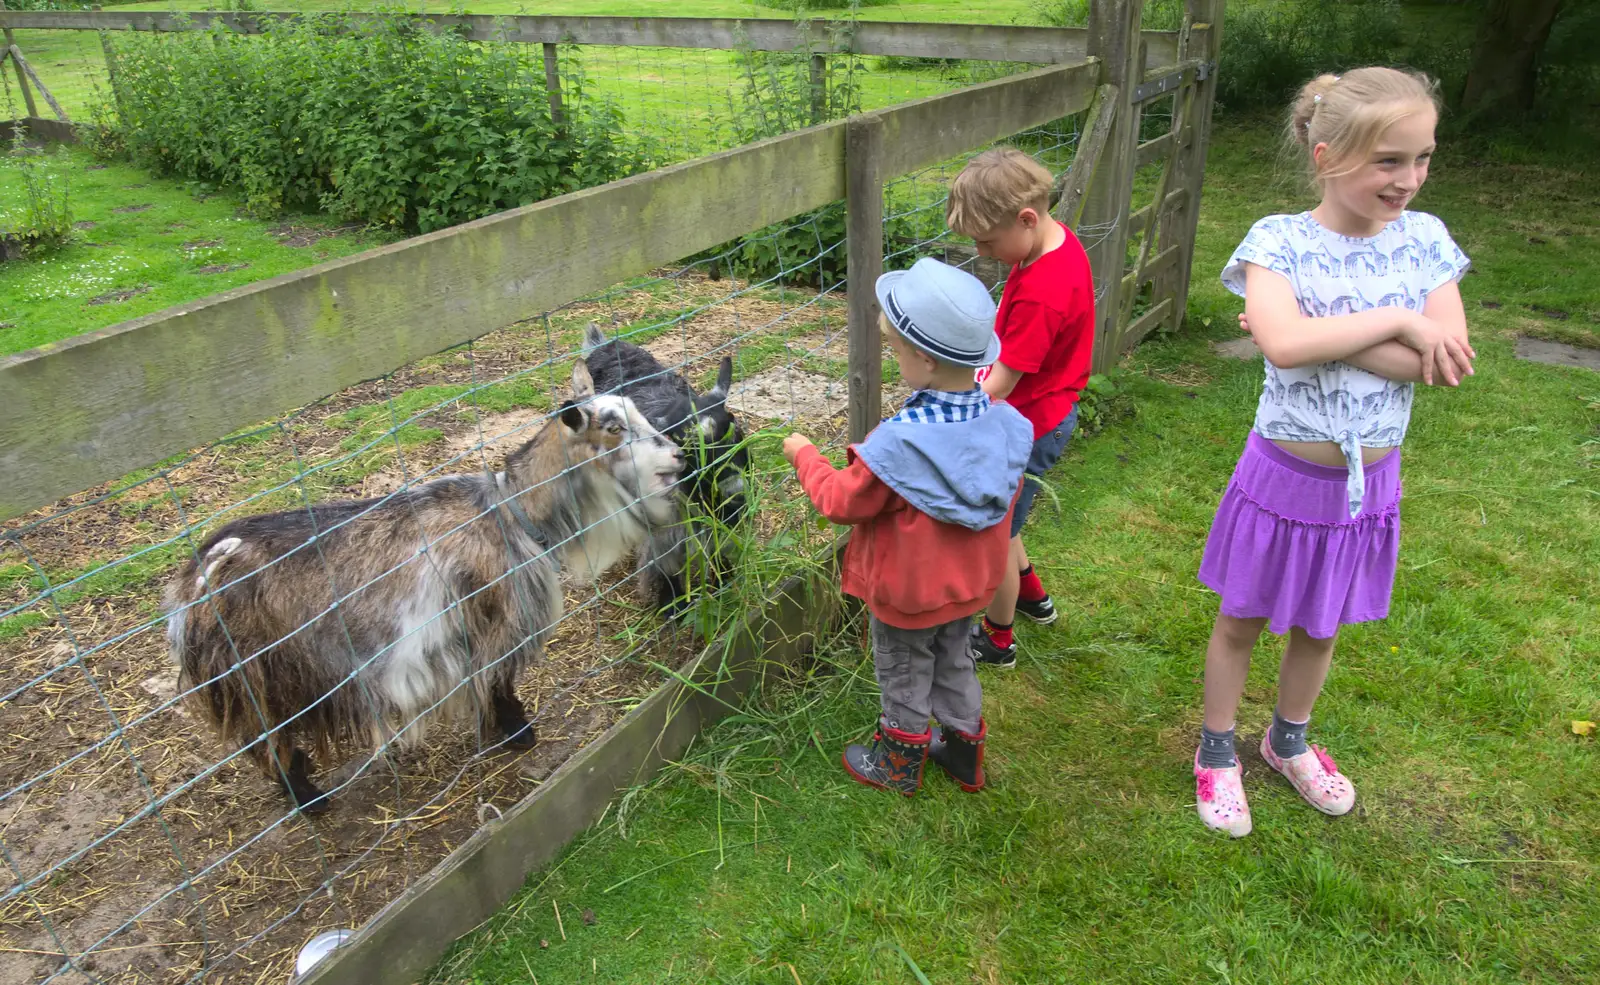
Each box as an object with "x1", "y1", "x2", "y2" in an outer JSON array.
[{"x1": 1460, "y1": 0, "x2": 1566, "y2": 119}]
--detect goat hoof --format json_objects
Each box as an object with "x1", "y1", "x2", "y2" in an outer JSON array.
[
  {"x1": 501, "y1": 721, "x2": 538, "y2": 751},
  {"x1": 290, "y1": 786, "x2": 332, "y2": 814}
]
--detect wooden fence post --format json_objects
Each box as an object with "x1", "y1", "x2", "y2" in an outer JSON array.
[
  {"x1": 809, "y1": 53, "x2": 826, "y2": 124},
  {"x1": 1159, "y1": 0, "x2": 1224, "y2": 334},
  {"x1": 542, "y1": 42, "x2": 564, "y2": 126},
  {"x1": 0, "y1": 0, "x2": 41, "y2": 121},
  {"x1": 846, "y1": 113, "x2": 884, "y2": 444},
  {"x1": 91, "y1": 7, "x2": 128, "y2": 123},
  {"x1": 1080, "y1": 0, "x2": 1142, "y2": 373}
]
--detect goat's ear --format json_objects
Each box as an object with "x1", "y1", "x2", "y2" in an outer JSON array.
[
  {"x1": 583, "y1": 322, "x2": 607, "y2": 350},
  {"x1": 710, "y1": 356, "x2": 733, "y2": 398},
  {"x1": 570, "y1": 358, "x2": 595, "y2": 399},
  {"x1": 557, "y1": 400, "x2": 587, "y2": 433}
]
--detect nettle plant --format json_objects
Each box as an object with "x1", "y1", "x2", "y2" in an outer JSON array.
[
  {"x1": 97, "y1": 10, "x2": 659, "y2": 233},
  {"x1": 705, "y1": 6, "x2": 947, "y2": 288},
  {"x1": 1, "y1": 85, "x2": 73, "y2": 260}
]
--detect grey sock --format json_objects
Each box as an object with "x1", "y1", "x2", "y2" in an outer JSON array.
[
  {"x1": 1198, "y1": 724, "x2": 1237, "y2": 769},
  {"x1": 1270, "y1": 710, "x2": 1309, "y2": 759}
]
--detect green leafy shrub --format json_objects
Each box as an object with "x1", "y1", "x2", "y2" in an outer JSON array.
[
  {"x1": 1073, "y1": 370, "x2": 1131, "y2": 437},
  {"x1": 97, "y1": 11, "x2": 658, "y2": 232}
]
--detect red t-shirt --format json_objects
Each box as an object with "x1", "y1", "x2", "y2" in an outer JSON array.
[{"x1": 988, "y1": 224, "x2": 1096, "y2": 438}]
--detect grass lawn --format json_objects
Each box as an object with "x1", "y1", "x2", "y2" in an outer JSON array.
[
  {"x1": 424, "y1": 119, "x2": 1600, "y2": 983},
  {"x1": 0, "y1": 146, "x2": 394, "y2": 355}
]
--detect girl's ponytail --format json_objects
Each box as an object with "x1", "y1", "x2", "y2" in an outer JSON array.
[{"x1": 1288, "y1": 74, "x2": 1343, "y2": 149}]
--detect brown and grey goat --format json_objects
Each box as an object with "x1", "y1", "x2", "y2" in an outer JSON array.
[{"x1": 162, "y1": 360, "x2": 684, "y2": 813}]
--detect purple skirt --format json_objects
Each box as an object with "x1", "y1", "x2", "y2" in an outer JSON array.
[{"x1": 1198, "y1": 432, "x2": 1401, "y2": 640}]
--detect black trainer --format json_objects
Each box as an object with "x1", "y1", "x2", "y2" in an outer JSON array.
[
  {"x1": 968, "y1": 624, "x2": 1017, "y2": 669},
  {"x1": 1015, "y1": 594, "x2": 1058, "y2": 625}
]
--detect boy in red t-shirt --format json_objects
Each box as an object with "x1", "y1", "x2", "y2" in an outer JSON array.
[{"x1": 946, "y1": 148, "x2": 1097, "y2": 668}]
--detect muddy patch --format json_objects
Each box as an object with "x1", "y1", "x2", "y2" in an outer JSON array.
[
  {"x1": 86, "y1": 285, "x2": 151, "y2": 305},
  {"x1": 1514, "y1": 337, "x2": 1600, "y2": 372},
  {"x1": 1211, "y1": 337, "x2": 1261, "y2": 360},
  {"x1": 268, "y1": 223, "x2": 362, "y2": 248}
]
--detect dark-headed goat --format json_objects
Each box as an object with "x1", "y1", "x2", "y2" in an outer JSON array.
[
  {"x1": 162, "y1": 360, "x2": 683, "y2": 813},
  {"x1": 583, "y1": 322, "x2": 749, "y2": 611}
]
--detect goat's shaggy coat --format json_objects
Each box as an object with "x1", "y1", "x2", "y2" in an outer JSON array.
[
  {"x1": 583, "y1": 322, "x2": 750, "y2": 610},
  {"x1": 163, "y1": 361, "x2": 683, "y2": 812}
]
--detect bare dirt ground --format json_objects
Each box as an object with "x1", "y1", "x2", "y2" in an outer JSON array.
[{"x1": 0, "y1": 270, "x2": 865, "y2": 984}]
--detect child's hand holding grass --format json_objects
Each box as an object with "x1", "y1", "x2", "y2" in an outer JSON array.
[{"x1": 782, "y1": 433, "x2": 815, "y2": 466}]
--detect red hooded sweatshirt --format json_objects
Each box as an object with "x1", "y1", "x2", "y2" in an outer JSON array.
[{"x1": 792, "y1": 397, "x2": 1031, "y2": 629}]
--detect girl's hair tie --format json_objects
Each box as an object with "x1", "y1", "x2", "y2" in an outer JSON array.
[{"x1": 1313, "y1": 93, "x2": 1322, "y2": 104}]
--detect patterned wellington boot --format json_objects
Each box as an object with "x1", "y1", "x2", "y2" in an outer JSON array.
[
  {"x1": 928, "y1": 718, "x2": 987, "y2": 792},
  {"x1": 1260, "y1": 735, "x2": 1356, "y2": 816},
  {"x1": 842, "y1": 721, "x2": 930, "y2": 797},
  {"x1": 1194, "y1": 748, "x2": 1252, "y2": 837}
]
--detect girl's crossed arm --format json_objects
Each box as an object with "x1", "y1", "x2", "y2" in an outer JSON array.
[
  {"x1": 1242, "y1": 264, "x2": 1473, "y2": 385},
  {"x1": 1340, "y1": 281, "x2": 1473, "y2": 384}
]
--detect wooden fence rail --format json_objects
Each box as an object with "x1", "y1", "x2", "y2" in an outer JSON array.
[{"x1": 0, "y1": 9, "x2": 1199, "y2": 66}]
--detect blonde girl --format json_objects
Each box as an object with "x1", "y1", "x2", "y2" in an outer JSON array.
[{"x1": 1193, "y1": 68, "x2": 1474, "y2": 837}]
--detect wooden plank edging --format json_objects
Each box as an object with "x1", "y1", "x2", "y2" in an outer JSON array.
[{"x1": 298, "y1": 553, "x2": 845, "y2": 985}]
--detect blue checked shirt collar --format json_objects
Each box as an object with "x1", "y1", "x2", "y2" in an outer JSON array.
[{"x1": 886, "y1": 387, "x2": 991, "y2": 425}]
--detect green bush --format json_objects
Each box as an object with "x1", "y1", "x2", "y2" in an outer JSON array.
[
  {"x1": 1215, "y1": 1, "x2": 1463, "y2": 113},
  {"x1": 97, "y1": 12, "x2": 658, "y2": 233}
]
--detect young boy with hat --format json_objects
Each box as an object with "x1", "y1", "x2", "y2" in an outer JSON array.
[{"x1": 782, "y1": 258, "x2": 1033, "y2": 795}]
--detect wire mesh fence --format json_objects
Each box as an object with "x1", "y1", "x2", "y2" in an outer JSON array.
[{"x1": 0, "y1": 195, "x2": 907, "y2": 984}]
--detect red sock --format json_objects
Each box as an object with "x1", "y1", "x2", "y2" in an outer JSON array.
[
  {"x1": 983, "y1": 616, "x2": 1014, "y2": 649},
  {"x1": 1018, "y1": 565, "x2": 1046, "y2": 602}
]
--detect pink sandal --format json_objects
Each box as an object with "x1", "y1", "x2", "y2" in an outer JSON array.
[
  {"x1": 1193, "y1": 749, "x2": 1252, "y2": 837},
  {"x1": 1260, "y1": 736, "x2": 1355, "y2": 816}
]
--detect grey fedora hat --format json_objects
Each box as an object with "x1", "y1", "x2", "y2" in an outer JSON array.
[{"x1": 874, "y1": 257, "x2": 1001, "y2": 368}]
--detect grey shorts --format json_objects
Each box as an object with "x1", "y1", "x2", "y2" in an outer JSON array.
[
  {"x1": 1011, "y1": 407, "x2": 1078, "y2": 537},
  {"x1": 870, "y1": 614, "x2": 982, "y2": 736}
]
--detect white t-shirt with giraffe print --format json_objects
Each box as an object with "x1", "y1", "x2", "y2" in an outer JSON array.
[{"x1": 1221, "y1": 210, "x2": 1470, "y2": 516}]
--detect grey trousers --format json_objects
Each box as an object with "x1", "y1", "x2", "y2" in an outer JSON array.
[{"x1": 870, "y1": 614, "x2": 983, "y2": 736}]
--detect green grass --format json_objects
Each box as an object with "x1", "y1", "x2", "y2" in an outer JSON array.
[
  {"x1": 423, "y1": 119, "x2": 1600, "y2": 984},
  {"x1": 0, "y1": 145, "x2": 394, "y2": 355}
]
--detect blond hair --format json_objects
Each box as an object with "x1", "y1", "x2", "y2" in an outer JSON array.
[
  {"x1": 946, "y1": 148, "x2": 1054, "y2": 237},
  {"x1": 1288, "y1": 67, "x2": 1440, "y2": 190}
]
